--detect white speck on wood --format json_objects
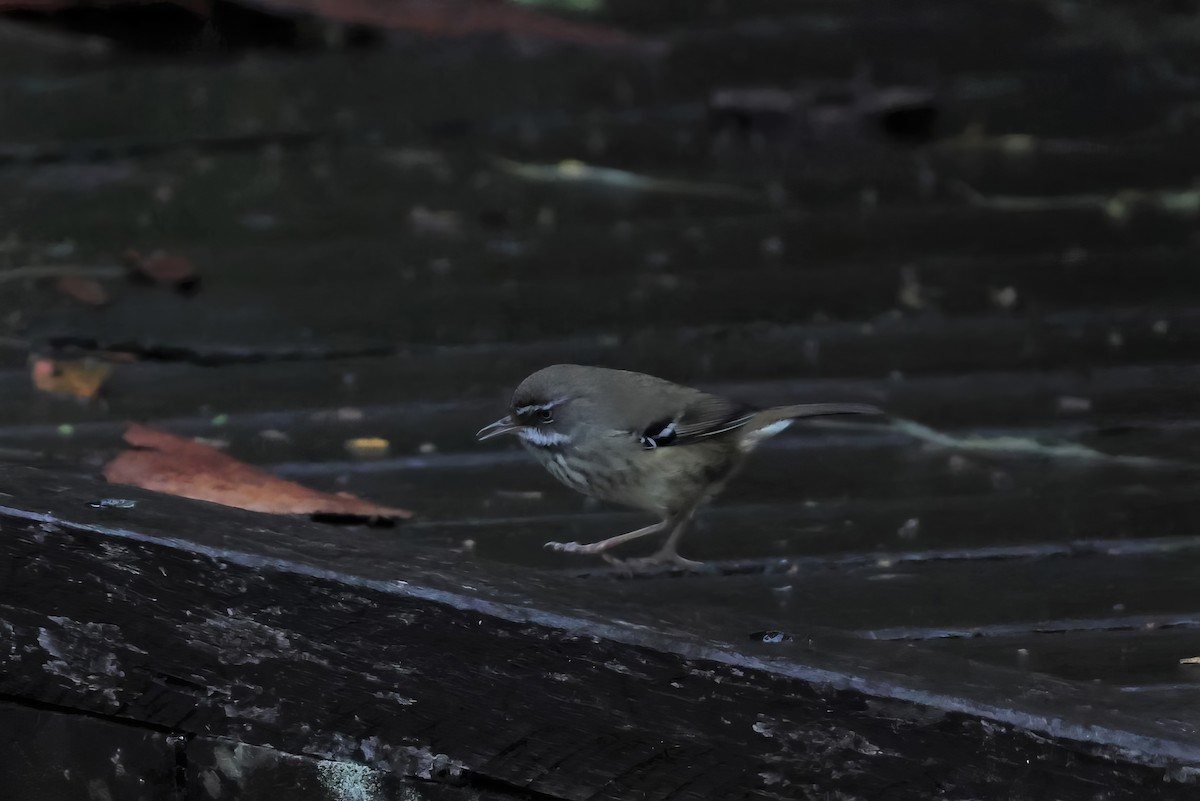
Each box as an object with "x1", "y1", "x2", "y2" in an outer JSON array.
[
  {"x1": 222, "y1": 703, "x2": 281, "y2": 724},
  {"x1": 759, "y1": 770, "x2": 786, "y2": 786},
  {"x1": 371, "y1": 690, "x2": 416, "y2": 706},
  {"x1": 110, "y1": 747, "x2": 125, "y2": 777},
  {"x1": 316, "y1": 760, "x2": 382, "y2": 801},
  {"x1": 201, "y1": 770, "x2": 222, "y2": 798},
  {"x1": 87, "y1": 779, "x2": 113, "y2": 801},
  {"x1": 214, "y1": 744, "x2": 248, "y2": 781},
  {"x1": 37, "y1": 627, "x2": 63, "y2": 659},
  {"x1": 752, "y1": 721, "x2": 775, "y2": 738}
]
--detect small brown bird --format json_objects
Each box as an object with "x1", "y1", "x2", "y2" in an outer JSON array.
[{"x1": 477, "y1": 365, "x2": 881, "y2": 571}]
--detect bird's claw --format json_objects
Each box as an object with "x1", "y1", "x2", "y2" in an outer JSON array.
[
  {"x1": 600, "y1": 552, "x2": 635, "y2": 577},
  {"x1": 545, "y1": 540, "x2": 601, "y2": 554},
  {"x1": 603, "y1": 551, "x2": 707, "y2": 574},
  {"x1": 546, "y1": 540, "x2": 708, "y2": 574}
]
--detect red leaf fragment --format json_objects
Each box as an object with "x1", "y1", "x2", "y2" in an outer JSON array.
[
  {"x1": 55, "y1": 275, "x2": 110, "y2": 306},
  {"x1": 0, "y1": 0, "x2": 210, "y2": 13},
  {"x1": 104, "y1": 424, "x2": 411, "y2": 519},
  {"x1": 124, "y1": 249, "x2": 200, "y2": 292}
]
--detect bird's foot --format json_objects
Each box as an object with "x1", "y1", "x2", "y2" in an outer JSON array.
[
  {"x1": 545, "y1": 540, "x2": 609, "y2": 555},
  {"x1": 602, "y1": 550, "x2": 707, "y2": 574}
]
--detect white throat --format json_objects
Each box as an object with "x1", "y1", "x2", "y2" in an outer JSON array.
[{"x1": 518, "y1": 427, "x2": 573, "y2": 448}]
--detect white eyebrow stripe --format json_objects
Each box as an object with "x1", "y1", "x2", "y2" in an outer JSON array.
[{"x1": 515, "y1": 397, "x2": 568, "y2": 416}]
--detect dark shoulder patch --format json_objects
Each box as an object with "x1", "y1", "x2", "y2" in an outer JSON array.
[
  {"x1": 639, "y1": 418, "x2": 677, "y2": 449},
  {"x1": 638, "y1": 394, "x2": 760, "y2": 449}
]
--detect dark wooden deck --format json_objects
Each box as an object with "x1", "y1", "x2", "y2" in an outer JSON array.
[{"x1": 2, "y1": 1, "x2": 1200, "y2": 799}]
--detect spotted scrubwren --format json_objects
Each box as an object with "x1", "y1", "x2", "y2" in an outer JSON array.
[{"x1": 477, "y1": 364, "x2": 882, "y2": 571}]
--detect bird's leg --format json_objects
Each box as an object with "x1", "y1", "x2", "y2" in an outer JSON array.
[
  {"x1": 607, "y1": 507, "x2": 706, "y2": 573},
  {"x1": 651, "y1": 513, "x2": 703, "y2": 566},
  {"x1": 545, "y1": 519, "x2": 666, "y2": 555}
]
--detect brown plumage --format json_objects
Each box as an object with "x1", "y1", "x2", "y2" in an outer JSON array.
[{"x1": 477, "y1": 365, "x2": 882, "y2": 571}]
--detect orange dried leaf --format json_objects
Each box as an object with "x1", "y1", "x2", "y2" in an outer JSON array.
[
  {"x1": 104, "y1": 424, "x2": 411, "y2": 519},
  {"x1": 55, "y1": 275, "x2": 110, "y2": 306},
  {"x1": 31, "y1": 357, "x2": 113, "y2": 400}
]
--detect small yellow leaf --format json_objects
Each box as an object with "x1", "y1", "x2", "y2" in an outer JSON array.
[
  {"x1": 31, "y1": 357, "x2": 113, "y2": 400},
  {"x1": 345, "y1": 437, "x2": 391, "y2": 459}
]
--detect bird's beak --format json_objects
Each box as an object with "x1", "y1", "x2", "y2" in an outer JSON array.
[{"x1": 476, "y1": 415, "x2": 524, "y2": 441}]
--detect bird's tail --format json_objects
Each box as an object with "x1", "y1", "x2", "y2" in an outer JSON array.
[
  {"x1": 742, "y1": 403, "x2": 883, "y2": 443},
  {"x1": 762, "y1": 402, "x2": 882, "y2": 423}
]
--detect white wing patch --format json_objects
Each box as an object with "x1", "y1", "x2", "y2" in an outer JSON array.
[{"x1": 740, "y1": 419, "x2": 792, "y2": 450}]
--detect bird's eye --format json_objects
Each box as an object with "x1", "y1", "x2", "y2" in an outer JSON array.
[{"x1": 538, "y1": 408, "x2": 554, "y2": 423}]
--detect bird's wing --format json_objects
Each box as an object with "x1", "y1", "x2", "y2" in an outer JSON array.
[
  {"x1": 640, "y1": 394, "x2": 757, "y2": 447},
  {"x1": 638, "y1": 395, "x2": 882, "y2": 448}
]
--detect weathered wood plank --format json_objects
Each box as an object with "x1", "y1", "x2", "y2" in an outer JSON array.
[
  {"x1": 15, "y1": 246, "x2": 1200, "y2": 349},
  {"x1": 4, "y1": 141, "x2": 1198, "y2": 253},
  {"x1": 385, "y1": 484, "x2": 1200, "y2": 568},
  {"x1": 1, "y1": 463, "x2": 1198, "y2": 800},
  {"x1": 0, "y1": 699, "x2": 181, "y2": 801},
  {"x1": 2, "y1": 0, "x2": 1192, "y2": 153},
  {"x1": 3, "y1": 309, "x2": 1198, "y2": 429},
  {"x1": 0, "y1": 699, "x2": 522, "y2": 801},
  {"x1": 6, "y1": 417, "x2": 1199, "y2": 570},
  {"x1": 608, "y1": 551, "x2": 1200, "y2": 639},
  {"x1": 920, "y1": 627, "x2": 1200, "y2": 688},
  {"x1": 185, "y1": 736, "x2": 522, "y2": 800}
]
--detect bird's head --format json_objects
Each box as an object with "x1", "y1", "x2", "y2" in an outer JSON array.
[{"x1": 475, "y1": 365, "x2": 594, "y2": 448}]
